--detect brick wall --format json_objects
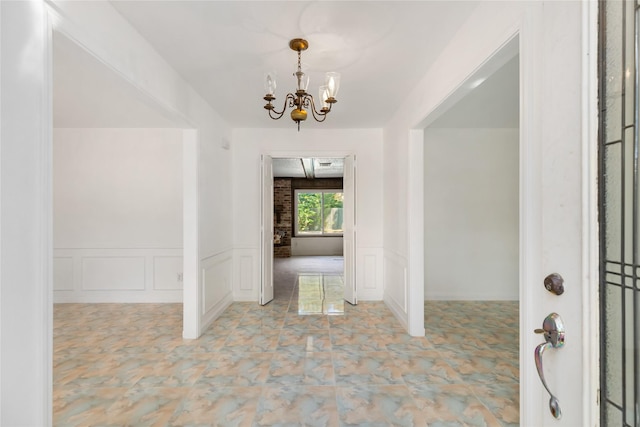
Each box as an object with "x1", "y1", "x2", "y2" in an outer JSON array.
[
  {"x1": 273, "y1": 177, "x2": 344, "y2": 258},
  {"x1": 274, "y1": 178, "x2": 292, "y2": 257},
  {"x1": 291, "y1": 178, "x2": 343, "y2": 191}
]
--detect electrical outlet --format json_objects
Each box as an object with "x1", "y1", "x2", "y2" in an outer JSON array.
[{"x1": 177, "y1": 273, "x2": 183, "y2": 282}]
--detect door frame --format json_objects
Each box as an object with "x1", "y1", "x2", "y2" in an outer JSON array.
[
  {"x1": 260, "y1": 155, "x2": 274, "y2": 305},
  {"x1": 261, "y1": 151, "x2": 357, "y2": 304},
  {"x1": 406, "y1": 3, "x2": 600, "y2": 424},
  {"x1": 582, "y1": 0, "x2": 599, "y2": 424}
]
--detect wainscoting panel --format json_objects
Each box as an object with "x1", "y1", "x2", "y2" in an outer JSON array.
[
  {"x1": 363, "y1": 256, "x2": 377, "y2": 289},
  {"x1": 153, "y1": 256, "x2": 184, "y2": 290},
  {"x1": 239, "y1": 256, "x2": 254, "y2": 291},
  {"x1": 82, "y1": 257, "x2": 145, "y2": 291},
  {"x1": 53, "y1": 248, "x2": 183, "y2": 303},
  {"x1": 53, "y1": 257, "x2": 74, "y2": 291},
  {"x1": 232, "y1": 248, "x2": 259, "y2": 301},
  {"x1": 383, "y1": 249, "x2": 409, "y2": 331},
  {"x1": 291, "y1": 237, "x2": 343, "y2": 256},
  {"x1": 356, "y1": 247, "x2": 383, "y2": 300},
  {"x1": 200, "y1": 251, "x2": 233, "y2": 332}
]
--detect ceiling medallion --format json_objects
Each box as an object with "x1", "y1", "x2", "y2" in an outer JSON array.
[{"x1": 263, "y1": 38, "x2": 340, "y2": 131}]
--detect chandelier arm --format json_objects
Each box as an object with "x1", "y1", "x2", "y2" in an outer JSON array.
[
  {"x1": 306, "y1": 95, "x2": 329, "y2": 122},
  {"x1": 267, "y1": 108, "x2": 286, "y2": 120},
  {"x1": 267, "y1": 94, "x2": 296, "y2": 120},
  {"x1": 287, "y1": 94, "x2": 297, "y2": 109}
]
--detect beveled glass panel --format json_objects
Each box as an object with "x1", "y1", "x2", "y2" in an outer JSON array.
[
  {"x1": 602, "y1": 1, "x2": 640, "y2": 423},
  {"x1": 637, "y1": 288, "x2": 640, "y2": 425},
  {"x1": 606, "y1": 0, "x2": 624, "y2": 144},
  {"x1": 606, "y1": 143, "x2": 623, "y2": 262},
  {"x1": 607, "y1": 271, "x2": 623, "y2": 287},
  {"x1": 625, "y1": 286, "x2": 637, "y2": 423},
  {"x1": 624, "y1": 128, "x2": 634, "y2": 264},
  {"x1": 605, "y1": 283, "x2": 623, "y2": 406},
  {"x1": 605, "y1": 401, "x2": 624, "y2": 426},
  {"x1": 624, "y1": 0, "x2": 636, "y2": 128}
]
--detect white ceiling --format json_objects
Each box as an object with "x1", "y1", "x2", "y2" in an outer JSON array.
[
  {"x1": 429, "y1": 55, "x2": 519, "y2": 128},
  {"x1": 52, "y1": 1, "x2": 519, "y2": 131},
  {"x1": 53, "y1": 32, "x2": 184, "y2": 128},
  {"x1": 53, "y1": 1, "x2": 479, "y2": 129},
  {"x1": 273, "y1": 158, "x2": 344, "y2": 178}
]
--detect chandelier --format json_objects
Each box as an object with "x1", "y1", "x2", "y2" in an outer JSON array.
[{"x1": 263, "y1": 38, "x2": 340, "y2": 131}]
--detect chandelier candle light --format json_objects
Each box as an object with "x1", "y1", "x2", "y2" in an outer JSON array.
[{"x1": 263, "y1": 38, "x2": 340, "y2": 131}]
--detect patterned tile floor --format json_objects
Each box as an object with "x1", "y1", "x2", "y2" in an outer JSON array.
[{"x1": 53, "y1": 258, "x2": 519, "y2": 426}]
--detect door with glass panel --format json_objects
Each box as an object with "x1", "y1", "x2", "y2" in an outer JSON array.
[{"x1": 600, "y1": 1, "x2": 640, "y2": 425}]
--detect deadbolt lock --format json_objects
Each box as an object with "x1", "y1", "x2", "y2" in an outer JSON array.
[{"x1": 544, "y1": 273, "x2": 565, "y2": 296}]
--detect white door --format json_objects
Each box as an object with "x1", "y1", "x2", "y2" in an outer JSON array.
[
  {"x1": 260, "y1": 155, "x2": 274, "y2": 305},
  {"x1": 343, "y1": 154, "x2": 356, "y2": 305}
]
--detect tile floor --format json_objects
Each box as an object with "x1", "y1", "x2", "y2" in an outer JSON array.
[{"x1": 53, "y1": 257, "x2": 519, "y2": 426}]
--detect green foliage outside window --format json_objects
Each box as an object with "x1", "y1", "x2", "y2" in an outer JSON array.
[
  {"x1": 296, "y1": 191, "x2": 343, "y2": 235},
  {"x1": 322, "y1": 192, "x2": 343, "y2": 233},
  {"x1": 297, "y1": 193, "x2": 322, "y2": 233}
]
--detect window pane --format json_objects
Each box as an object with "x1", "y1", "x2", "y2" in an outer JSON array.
[
  {"x1": 297, "y1": 192, "x2": 322, "y2": 234},
  {"x1": 323, "y1": 192, "x2": 343, "y2": 234}
]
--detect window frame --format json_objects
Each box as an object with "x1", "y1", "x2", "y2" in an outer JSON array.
[{"x1": 293, "y1": 189, "x2": 344, "y2": 237}]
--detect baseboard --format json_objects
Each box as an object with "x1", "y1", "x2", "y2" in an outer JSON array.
[
  {"x1": 425, "y1": 293, "x2": 519, "y2": 301},
  {"x1": 199, "y1": 291, "x2": 233, "y2": 334},
  {"x1": 384, "y1": 292, "x2": 409, "y2": 331},
  {"x1": 232, "y1": 293, "x2": 257, "y2": 302},
  {"x1": 53, "y1": 291, "x2": 182, "y2": 303},
  {"x1": 356, "y1": 291, "x2": 383, "y2": 301}
]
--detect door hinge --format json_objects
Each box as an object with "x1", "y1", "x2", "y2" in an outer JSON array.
[{"x1": 596, "y1": 388, "x2": 600, "y2": 405}]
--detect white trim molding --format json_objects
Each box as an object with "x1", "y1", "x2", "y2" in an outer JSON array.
[
  {"x1": 0, "y1": 2, "x2": 53, "y2": 424},
  {"x1": 383, "y1": 249, "x2": 409, "y2": 332},
  {"x1": 199, "y1": 250, "x2": 233, "y2": 334},
  {"x1": 232, "y1": 247, "x2": 259, "y2": 302},
  {"x1": 582, "y1": 0, "x2": 600, "y2": 424},
  {"x1": 52, "y1": 249, "x2": 184, "y2": 303},
  {"x1": 407, "y1": 129, "x2": 425, "y2": 337},
  {"x1": 183, "y1": 129, "x2": 200, "y2": 339}
]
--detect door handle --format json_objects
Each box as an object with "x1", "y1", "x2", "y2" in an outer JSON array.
[{"x1": 534, "y1": 312, "x2": 565, "y2": 420}]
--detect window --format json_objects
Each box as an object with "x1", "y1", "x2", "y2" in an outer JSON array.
[{"x1": 295, "y1": 190, "x2": 343, "y2": 236}]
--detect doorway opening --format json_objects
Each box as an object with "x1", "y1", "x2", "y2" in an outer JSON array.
[
  {"x1": 261, "y1": 156, "x2": 356, "y2": 311},
  {"x1": 274, "y1": 256, "x2": 345, "y2": 315},
  {"x1": 420, "y1": 39, "x2": 520, "y2": 424},
  {"x1": 51, "y1": 28, "x2": 196, "y2": 343}
]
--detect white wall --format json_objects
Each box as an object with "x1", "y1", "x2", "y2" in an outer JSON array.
[
  {"x1": 291, "y1": 237, "x2": 343, "y2": 256},
  {"x1": 53, "y1": 128, "x2": 184, "y2": 302},
  {"x1": 384, "y1": 1, "x2": 587, "y2": 425},
  {"x1": 51, "y1": 0, "x2": 234, "y2": 337},
  {"x1": 424, "y1": 128, "x2": 518, "y2": 300},
  {"x1": 232, "y1": 128, "x2": 384, "y2": 301},
  {"x1": 1, "y1": 1, "x2": 51, "y2": 424}
]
